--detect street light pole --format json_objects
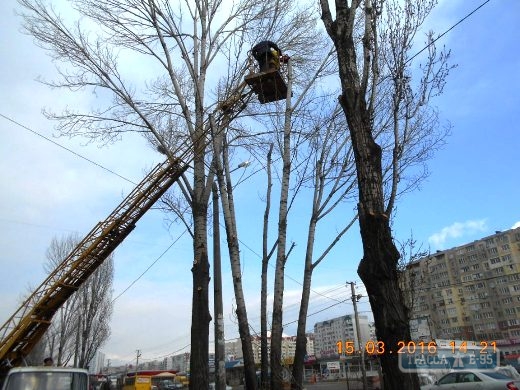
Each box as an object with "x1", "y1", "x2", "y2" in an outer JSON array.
[
  {"x1": 213, "y1": 160, "x2": 250, "y2": 390},
  {"x1": 213, "y1": 182, "x2": 226, "y2": 390},
  {"x1": 349, "y1": 282, "x2": 368, "y2": 390}
]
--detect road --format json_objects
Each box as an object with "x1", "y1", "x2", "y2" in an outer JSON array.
[{"x1": 232, "y1": 379, "x2": 376, "y2": 390}]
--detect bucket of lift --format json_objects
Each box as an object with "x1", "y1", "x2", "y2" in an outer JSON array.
[
  {"x1": 245, "y1": 69, "x2": 288, "y2": 104},
  {"x1": 246, "y1": 40, "x2": 289, "y2": 104}
]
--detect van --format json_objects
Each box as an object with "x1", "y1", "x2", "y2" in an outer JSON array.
[{"x1": 1, "y1": 366, "x2": 89, "y2": 390}]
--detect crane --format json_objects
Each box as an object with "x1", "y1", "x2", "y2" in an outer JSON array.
[
  {"x1": 0, "y1": 158, "x2": 187, "y2": 370},
  {"x1": 0, "y1": 43, "x2": 289, "y2": 375}
]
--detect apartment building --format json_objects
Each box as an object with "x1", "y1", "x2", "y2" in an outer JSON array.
[
  {"x1": 406, "y1": 226, "x2": 520, "y2": 354},
  {"x1": 313, "y1": 314, "x2": 371, "y2": 358},
  {"x1": 225, "y1": 332, "x2": 314, "y2": 364}
]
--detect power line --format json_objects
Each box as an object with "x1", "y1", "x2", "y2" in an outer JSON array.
[
  {"x1": 3, "y1": 0, "x2": 495, "y2": 360},
  {"x1": 1, "y1": 112, "x2": 350, "y2": 310},
  {"x1": 111, "y1": 229, "x2": 189, "y2": 303},
  {"x1": 0, "y1": 112, "x2": 137, "y2": 185},
  {"x1": 407, "y1": 0, "x2": 492, "y2": 64}
]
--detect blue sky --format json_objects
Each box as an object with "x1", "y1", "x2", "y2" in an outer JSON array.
[{"x1": 0, "y1": 0, "x2": 518, "y2": 367}]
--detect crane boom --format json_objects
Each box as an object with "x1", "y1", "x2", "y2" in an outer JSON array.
[
  {"x1": 0, "y1": 158, "x2": 187, "y2": 368},
  {"x1": 0, "y1": 49, "x2": 289, "y2": 371}
]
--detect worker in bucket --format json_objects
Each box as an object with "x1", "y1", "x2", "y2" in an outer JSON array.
[{"x1": 251, "y1": 40, "x2": 281, "y2": 72}]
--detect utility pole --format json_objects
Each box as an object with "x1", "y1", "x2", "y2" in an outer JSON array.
[
  {"x1": 136, "y1": 350, "x2": 141, "y2": 371},
  {"x1": 213, "y1": 182, "x2": 226, "y2": 390},
  {"x1": 349, "y1": 282, "x2": 368, "y2": 390}
]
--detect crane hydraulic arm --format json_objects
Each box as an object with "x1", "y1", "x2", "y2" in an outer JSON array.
[
  {"x1": 0, "y1": 45, "x2": 289, "y2": 371},
  {"x1": 0, "y1": 158, "x2": 187, "y2": 369}
]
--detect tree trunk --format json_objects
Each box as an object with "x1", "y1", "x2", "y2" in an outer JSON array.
[
  {"x1": 261, "y1": 144, "x2": 274, "y2": 390},
  {"x1": 211, "y1": 123, "x2": 257, "y2": 389},
  {"x1": 270, "y1": 61, "x2": 293, "y2": 390},
  {"x1": 190, "y1": 152, "x2": 211, "y2": 390},
  {"x1": 291, "y1": 218, "x2": 317, "y2": 390},
  {"x1": 217, "y1": 177, "x2": 257, "y2": 390},
  {"x1": 290, "y1": 264, "x2": 313, "y2": 390},
  {"x1": 340, "y1": 95, "x2": 420, "y2": 389},
  {"x1": 319, "y1": 1, "x2": 421, "y2": 387}
]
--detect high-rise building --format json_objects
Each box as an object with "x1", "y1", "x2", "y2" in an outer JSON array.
[
  {"x1": 225, "y1": 332, "x2": 313, "y2": 364},
  {"x1": 405, "y1": 226, "x2": 520, "y2": 354},
  {"x1": 313, "y1": 314, "x2": 371, "y2": 358}
]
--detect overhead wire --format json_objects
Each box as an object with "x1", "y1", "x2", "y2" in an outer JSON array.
[
  {"x1": 407, "y1": 0, "x2": 492, "y2": 64},
  {"x1": 0, "y1": 112, "x2": 137, "y2": 185},
  {"x1": 0, "y1": 0, "x2": 494, "y2": 360}
]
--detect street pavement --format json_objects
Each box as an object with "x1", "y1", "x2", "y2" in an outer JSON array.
[{"x1": 232, "y1": 379, "x2": 373, "y2": 390}]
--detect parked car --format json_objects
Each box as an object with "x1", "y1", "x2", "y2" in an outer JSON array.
[
  {"x1": 418, "y1": 373, "x2": 437, "y2": 385},
  {"x1": 495, "y1": 366, "x2": 520, "y2": 380},
  {"x1": 421, "y1": 370, "x2": 520, "y2": 390}
]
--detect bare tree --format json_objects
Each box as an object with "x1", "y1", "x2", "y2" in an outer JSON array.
[
  {"x1": 39, "y1": 234, "x2": 113, "y2": 368},
  {"x1": 43, "y1": 235, "x2": 80, "y2": 366},
  {"x1": 17, "y1": 0, "x2": 321, "y2": 386},
  {"x1": 289, "y1": 100, "x2": 359, "y2": 389},
  {"x1": 397, "y1": 235, "x2": 430, "y2": 315},
  {"x1": 318, "y1": 0, "x2": 453, "y2": 388},
  {"x1": 73, "y1": 253, "x2": 113, "y2": 368},
  {"x1": 259, "y1": 144, "x2": 274, "y2": 390}
]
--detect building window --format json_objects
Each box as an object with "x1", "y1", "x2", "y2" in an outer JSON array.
[
  {"x1": 494, "y1": 267, "x2": 504, "y2": 275},
  {"x1": 490, "y1": 257, "x2": 501, "y2": 264},
  {"x1": 486, "y1": 238, "x2": 495, "y2": 247}
]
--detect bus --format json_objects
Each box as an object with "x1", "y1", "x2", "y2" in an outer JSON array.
[{"x1": 122, "y1": 370, "x2": 182, "y2": 390}]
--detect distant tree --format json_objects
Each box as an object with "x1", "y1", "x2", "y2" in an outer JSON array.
[
  {"x1": 73, "y1": 251, "x2": 113, "y2": 368},
  {"x1": 25, "y1": 337, "x2": 46, "y2": 366},
  {"x1": 43, "y1": 235, "x2": 80, "y2": 366},
  {"x1": 318, "y1": 0, "x2": 453, "y2": 388},
  {"x1": 42, "y1": 234, "x2": 113, "y2": 368},
  {"x1": 397, "y1": 235, "x2": 430, "y2": 316}
]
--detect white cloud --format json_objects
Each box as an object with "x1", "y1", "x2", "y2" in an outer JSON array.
[
  {"x1": 428, "y1": 219, "x2": 488, "y2": 250},
  {"x1": 512, "y1": 221, "x2": 520, "y2": 229}
]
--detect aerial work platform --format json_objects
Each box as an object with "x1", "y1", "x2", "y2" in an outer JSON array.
[
  {"x1": 245, "y1": 69, "x2": 288, "y2": 104},
  {"x1": 246, "y1": 40, "x2": 289, "y2": 104}
]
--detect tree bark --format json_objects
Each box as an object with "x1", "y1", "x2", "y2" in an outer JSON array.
[
  {"x1": 261, "y1": 144, "x2": 274, "y2": 390},
  {"x1": 270, "y1": 60, "x2": 293, "y2": 390},
  {"x1": 190, "y1": 143, "x2": 211, "y2": 389},
  {"x1": 348, "y1": 102, "x2": 419, "y2": 389},
  {"x1": 319, "y1": 0, "x2": 421, "y2": 388}
]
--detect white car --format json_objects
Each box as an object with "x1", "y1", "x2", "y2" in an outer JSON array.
[{"x1": 421, "y1": 370, "x2": 520, "y2": 390}]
